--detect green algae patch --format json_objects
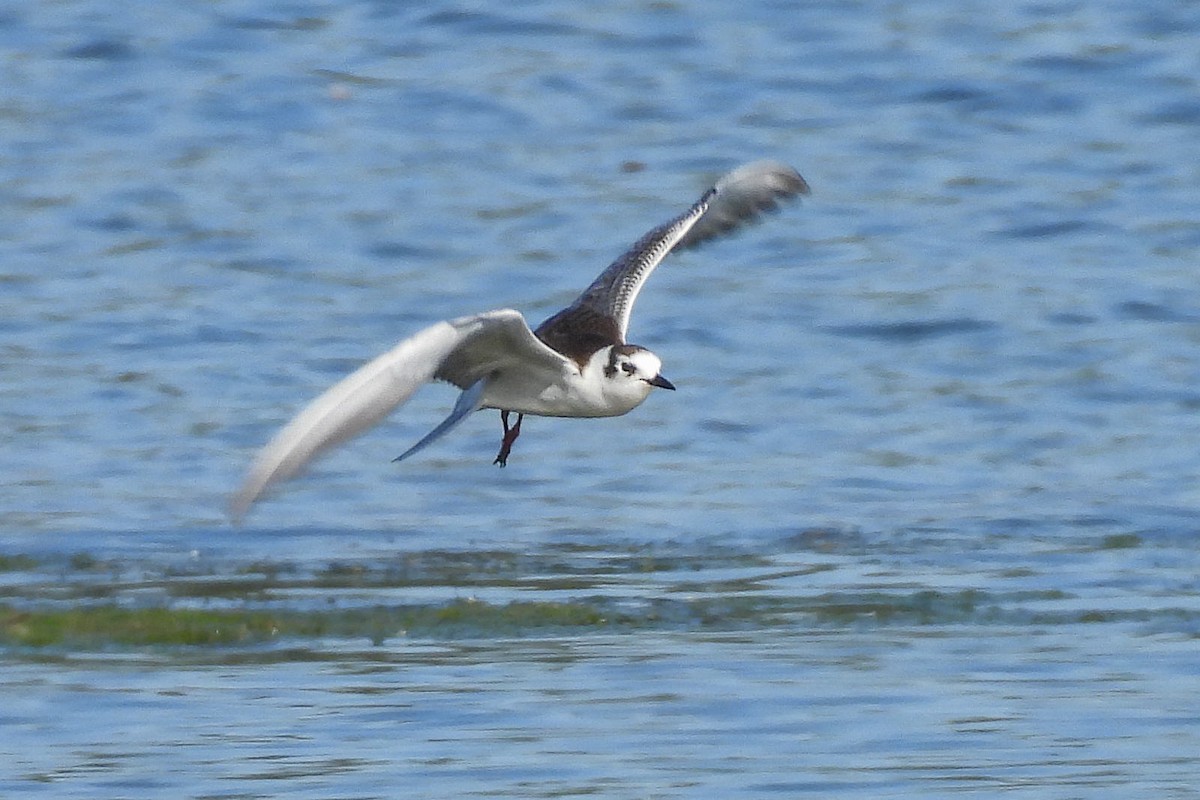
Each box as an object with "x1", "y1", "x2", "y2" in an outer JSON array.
[
  {"x1": 1, "y1": 605, "x2": 290, "y2": 648},
  {"x1": 429, "y1": 598, "x2": 608, "y2": 631},
  {"x1": 0, "y1": 554, "x2": 38, "y2": 572},
  {"x1": 0, "y1": 598, "x2": 614, "y2": 649},
  {"x1": 1100, "y1": 533, "x2": 1141, "y2": 550}
]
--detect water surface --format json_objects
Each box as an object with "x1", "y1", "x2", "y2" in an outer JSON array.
[{"x1": 2, "y1": 1, "x2": 1199, "y2": 797}]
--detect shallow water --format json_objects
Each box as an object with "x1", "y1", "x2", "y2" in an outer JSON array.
[
  {"x1": 4, "y1": 528, "x2": 1198, "y2": 798},
  {"x1": 3, "y1": 1, "x2": 1200, "y2": 797}
]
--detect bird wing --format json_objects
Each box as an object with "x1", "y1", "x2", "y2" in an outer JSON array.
[
  {"x1": 434, "y1": 309, "x2": 572, "y2": 390},
  {"x1": 537, "y1": 160, "x2": 809, "y2": 345},
  {"x1": 230, "y1": 308, "x2": 568, "y2": 521}
]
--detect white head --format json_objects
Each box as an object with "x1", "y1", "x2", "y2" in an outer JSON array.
[{"x1": 585, "y1": 344, "x2": 675, "y2": 414}]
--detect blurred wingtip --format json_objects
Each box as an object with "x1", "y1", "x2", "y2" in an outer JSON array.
[
  {"x1": 226, "y1": 483, "x2": 257, "y2": 527},
  {"x1": 715, "y1": 159, "x2": 811, "y2": 199},
  {"x1": 677, "y1": 159, "x2": 810, "y2": 250}
]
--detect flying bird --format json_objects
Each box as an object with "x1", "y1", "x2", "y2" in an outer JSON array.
[{"x1": 231, "y1": 160, "x2": 809, "y2": 520}]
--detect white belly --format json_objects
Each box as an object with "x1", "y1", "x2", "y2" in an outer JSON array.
[{"x1": 480, "y1": 369, "x2": 651, "y2": 418}]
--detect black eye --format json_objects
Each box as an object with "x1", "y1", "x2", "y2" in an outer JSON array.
[{"x1": 621, "y1": 362, "x2": 636, "y2": 375}]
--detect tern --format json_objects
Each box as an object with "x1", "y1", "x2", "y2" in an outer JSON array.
[{"x1": 231, "y1": 160, "x2": 809, "y2": 520}]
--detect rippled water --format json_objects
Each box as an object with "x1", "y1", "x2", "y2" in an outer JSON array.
[{"x1": 3, "y1": 1, "x2": 1200, "y2": 797}]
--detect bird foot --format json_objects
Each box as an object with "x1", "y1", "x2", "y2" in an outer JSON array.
[{"x1": 493, "y1": 411, "x2": 523, "y2": 467}]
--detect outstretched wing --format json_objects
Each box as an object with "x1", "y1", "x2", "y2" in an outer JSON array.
[
  {"x1": 229, "y1": 309, "x2": 567, "y2": 521},
  {"x1": 537, "y1": 160, "x2": 809, "y2": 345}
]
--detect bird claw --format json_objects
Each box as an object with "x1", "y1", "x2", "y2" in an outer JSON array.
[{"x1": 494, "y1": 411, "x2": 523, "y2": 467}]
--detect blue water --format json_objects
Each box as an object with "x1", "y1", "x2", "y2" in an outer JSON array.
[{"x1": 3, "y1": 1, "x2": 1200, "y2": 797}]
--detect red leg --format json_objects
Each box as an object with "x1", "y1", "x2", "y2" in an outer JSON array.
[{"x1": 494, "y1": 411, "x2": 524, "y2": 467}]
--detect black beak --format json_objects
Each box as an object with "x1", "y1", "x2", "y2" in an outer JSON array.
[{"x1": 647, "y1": 374, "x2": 676, "y2": 391}]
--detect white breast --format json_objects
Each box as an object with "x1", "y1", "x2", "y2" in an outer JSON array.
[{"x1": 480, "y1": 347, "x2": 656, "y2": 418}]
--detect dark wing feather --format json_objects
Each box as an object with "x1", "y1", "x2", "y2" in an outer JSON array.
[
  {"x1": 533, "y1": 304, "x2": 623, "y2": 368},
  {"x1": 537, "y1": 160, "x2": 809, "y2": 344},
  {"x1": 533, "y1": 195, "x2": 709, "y2": 355}
]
